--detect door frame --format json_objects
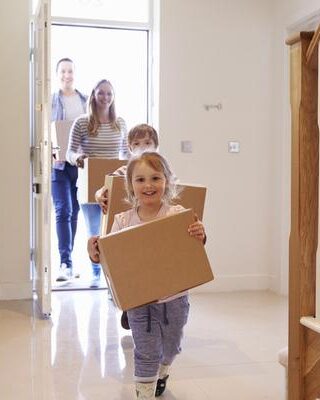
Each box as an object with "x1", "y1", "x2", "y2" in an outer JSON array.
[{"x1": 30, "y1": 0, "x2": 52, "y2": 318}]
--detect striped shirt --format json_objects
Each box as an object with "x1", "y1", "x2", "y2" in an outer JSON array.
[{"x1": 66, "y1": 115, "x2": 128, "y2": 165}]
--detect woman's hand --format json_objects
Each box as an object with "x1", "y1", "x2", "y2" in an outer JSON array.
[
  {"x1": 188, "y1": 214, "x2": 206, "y2": 243},
  {"x1": 87, "y1": 235, "x2": 100, "y2": 263},
  {"x1": 76, "y1": 154, "x2": 87, "y2": 168},
  {"x1": 95, "y1": 186, "x2": 109, "y2": 214}
]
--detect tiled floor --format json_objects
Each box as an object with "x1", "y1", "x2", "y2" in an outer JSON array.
[{"x1": 0, "y1": 290, "x2": 287, "y2": 399}]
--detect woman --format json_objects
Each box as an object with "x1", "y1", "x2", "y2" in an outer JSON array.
[
  {"x1": 51, "y1": 58, "x2": 87, "y2": 282},
  {"x1": 67, "y1": 79, "x2": 128, "y2": 287}
]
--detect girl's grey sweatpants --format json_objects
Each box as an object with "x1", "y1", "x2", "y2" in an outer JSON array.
[{"x1": 127, "y1": 295, "x2": 190, "y2": 382}]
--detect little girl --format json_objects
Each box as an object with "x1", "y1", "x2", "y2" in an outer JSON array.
[{"x1": 88, "y1": 151, "x2": 206, "y2": 399}]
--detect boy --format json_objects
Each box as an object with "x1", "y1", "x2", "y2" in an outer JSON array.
[
  {"x1": 92, "y1": 124, "x2": 159, "y2": 329},
  {"x1": 95, "y1": 124, "x2": 159, "y2": 214}
]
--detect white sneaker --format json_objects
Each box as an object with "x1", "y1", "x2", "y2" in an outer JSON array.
[
  {"x1": 90, "y1": 276, "x2": 100, "y2": 288},
  {"x1": 135, "y1": 382, "x2": 156, "y2": 399},
  {"x1": 56, "y1": 263, "x2": 71, "y2": 282}
]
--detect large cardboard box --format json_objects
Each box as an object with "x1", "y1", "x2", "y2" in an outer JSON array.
[
  {"x1": 98, "y1": 208, "x2": 213, "y2": 310},
  {"x1": 77, "y1": 158, "x2": 127, "y2": 203},
  {"x1": 100, "y1": 175, "x2": 207, "y2": 235},
  {"x1": 51, "y1": 120, "x2": 74, "y2": 161}
]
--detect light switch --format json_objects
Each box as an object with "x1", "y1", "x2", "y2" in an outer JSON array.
[{"x1": 181, "y1": 140, "x2": 193, "y2": 153}]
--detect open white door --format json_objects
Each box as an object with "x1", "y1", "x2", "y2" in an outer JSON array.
[{"x1": 30, "y1": 0, "x2": 51, "y2": 318}]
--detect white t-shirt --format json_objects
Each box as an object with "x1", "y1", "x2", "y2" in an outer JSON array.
[{"x1": 63, "y1": 93, "x2": 85, "y2": 121}]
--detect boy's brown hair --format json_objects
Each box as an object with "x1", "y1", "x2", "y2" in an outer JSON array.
[{"x1": 127, "y1": 124, "x2": 159, "y2": 148}]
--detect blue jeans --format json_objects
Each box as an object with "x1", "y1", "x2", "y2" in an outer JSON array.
[
  {"x1": 51, "y1": 162, "x2": 80, "y2": 268},
  {"x1": 81, "y1": 203, "x2": 102, "y2": 278}
]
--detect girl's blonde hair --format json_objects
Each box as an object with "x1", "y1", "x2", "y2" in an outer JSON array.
[
  {"x1": 87, "y1": 79, "x2": 120, "y2": 136},
  {"x1": 125, "y1": 152, "x2": 177, "y2": 206}
]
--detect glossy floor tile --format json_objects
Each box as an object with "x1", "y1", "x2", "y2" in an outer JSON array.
[{"x1": 0, "y1": 290, "x2": 287, "y2": 399}]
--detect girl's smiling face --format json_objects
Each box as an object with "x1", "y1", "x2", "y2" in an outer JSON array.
[{"x1": 132, "y1": 161, "x2": 166, "y2": 208}]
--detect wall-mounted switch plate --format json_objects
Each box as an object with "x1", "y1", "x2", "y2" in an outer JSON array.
[
  {"x1": 181, "y1": 140, "x2": 193, "y2": 153},
  {"x1": 228, "y1": 141, "x2": 240, "y2": 153}
]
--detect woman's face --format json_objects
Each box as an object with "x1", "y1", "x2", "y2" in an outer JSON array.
[
  {"x1": 57, "y1": 61, "x2": 74, "y2": 92},
  {"x1": 94, "y1": 82, "x2": 114, "y2": 110}
]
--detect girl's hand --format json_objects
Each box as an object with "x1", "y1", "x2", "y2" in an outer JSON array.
[
  {"x1": 76, "y1": 154, "x2": 87, "y2": 168},
  {"x1": 87, "y1": 235, "x2": 100, "y2": 263},
  {"x1": 188, "y1": 214, "x2": 206, "y2": 243},
  {"x1": 95, "y1": 186, "x2": 109, "y2": 214}
]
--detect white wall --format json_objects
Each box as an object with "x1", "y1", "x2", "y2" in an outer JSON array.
[
  {"x1": 159, "y1": 0, "x2": 280, "y2": 292},
  {"x1": 276, "y1": 1, "x2": 320, "y2": 31},
  {"x1": 158, "y1": 0, "x2": 320, "y2": 295},
  {"x1": 0, "y1": 0, "x2": 31, "y2": 299}
]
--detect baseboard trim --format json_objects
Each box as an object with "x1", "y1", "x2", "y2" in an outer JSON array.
[
  {"x1": 0, "y1": 281, "x2": 32, "y2": 300},
  {"x1": 191, "y1": 274, "x2": 272, "y2": 293}
]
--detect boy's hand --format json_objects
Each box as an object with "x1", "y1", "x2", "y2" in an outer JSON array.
[
  {"x1": 87, "y1": 235, "x2": 100, "y2": 263},
  {"x1": 95, "y1": 186, "x2": 109, "y2": 214},
  {"x1": 188, "y1": 214, "x2": 206, "y2": 243}
]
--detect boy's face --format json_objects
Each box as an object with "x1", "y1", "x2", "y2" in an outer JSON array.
[{"x1": 129, "y1": 135, "x2": 157, "y2": 155}]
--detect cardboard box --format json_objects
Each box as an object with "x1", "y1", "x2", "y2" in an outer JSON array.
[
  {"x1": 77, "y1": 158, "x2": 127, "y2": 203},
  {"x1": 174, "y1": 183, "x2": 206, "y2": 220},
  {"x1": 100, "y1": 175, "x2": 207, "y2": 235},
  {"x1": 51, "y1": 120, "x2": 74, "y2": 161},
  {"x1": 98, "y1": 208, "x2": 213, "y2": 310}
]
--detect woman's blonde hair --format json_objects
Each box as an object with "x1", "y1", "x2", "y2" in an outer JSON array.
[
  {"x1": 125, "y1": 151, "x2": 178, "y2": 206},
  {"x1": 87, "y1": 79, "x2": 120, "y2": 136}
]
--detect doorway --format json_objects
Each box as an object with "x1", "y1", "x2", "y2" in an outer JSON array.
[{"x1": 49, "y1": 1, "x2": 154, "y2": 290}]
